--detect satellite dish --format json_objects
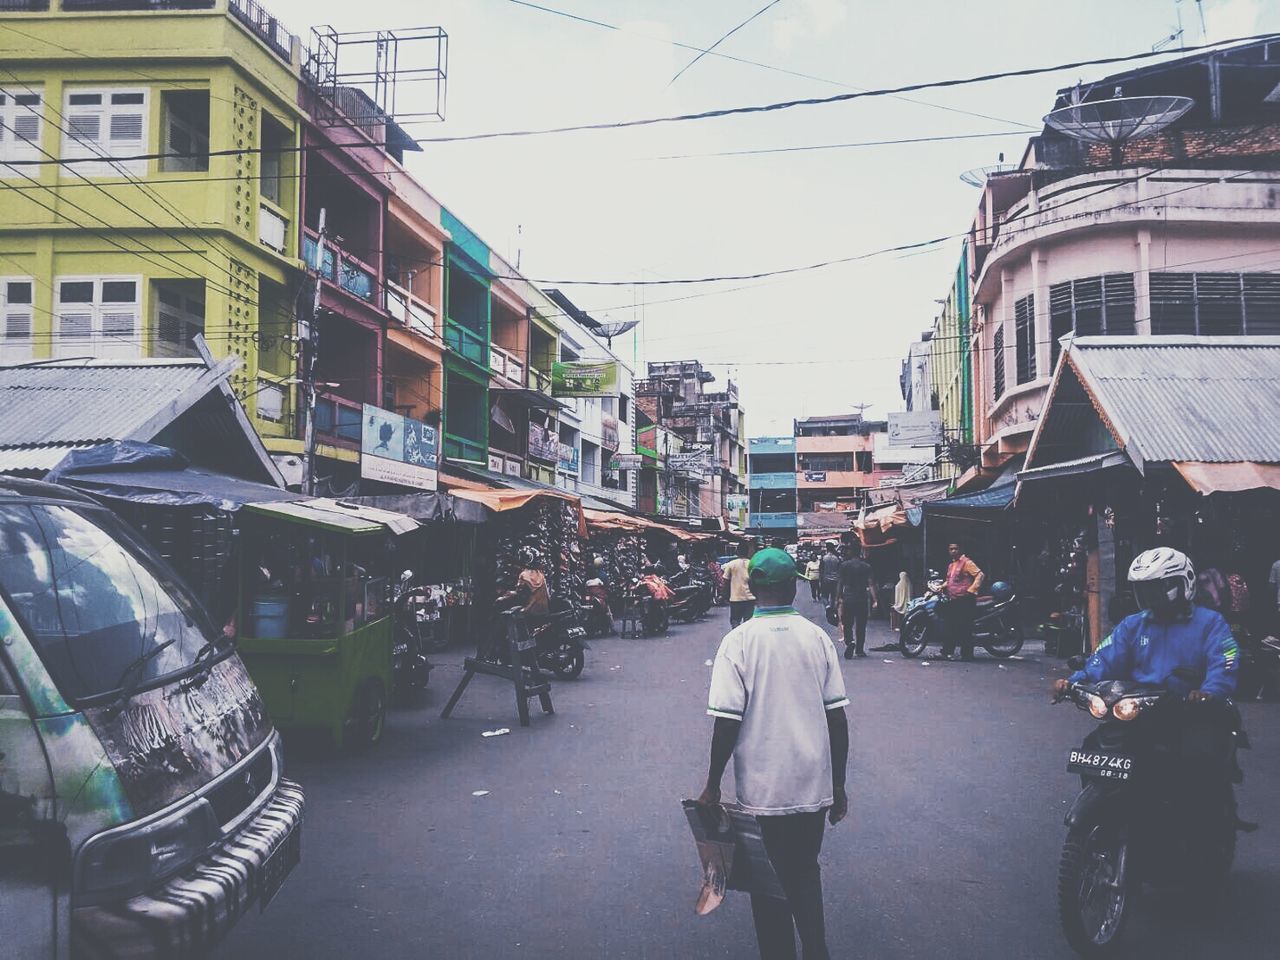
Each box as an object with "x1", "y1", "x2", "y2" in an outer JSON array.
[
  {"x1": 1044, "y1": 94, "x2": 1194, "y2": 164},
  {"x1": 960, "y1": 163, "x2": 1016, "y2": 187},
  {"x1": 959, "y1": 151, "x2": 1014, "y2": 187},
  {"x1": 595, "y1": 319, "x2": 639, "y2": 348}
]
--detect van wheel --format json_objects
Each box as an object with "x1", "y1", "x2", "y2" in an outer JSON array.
[{"x1": 347, "y1": 679, "x2": 387, "y2": 750}]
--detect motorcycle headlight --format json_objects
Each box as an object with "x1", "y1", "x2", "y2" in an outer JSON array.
[
  {"x1": 1087, "y1": 694, "x2": 1109, "y2": 719},
  {"x1": 1112, "y1": 698, "x2": 1143, "y2": 722},
  {"x1": 76, "y1": 798, "x2": 220, "y2": 904}
]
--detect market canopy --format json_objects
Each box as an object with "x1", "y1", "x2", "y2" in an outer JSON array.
[
  {"x1": 453, "y1": 487, "x2": 588, "y2": 537},
  {"x1": 583, "y1": 508, "x2": 712, "y2": 542},
  {"x1": 1023, "y1": 336, "x2": 1280, "y2": 494},
  {"x1": 245, "y1": 498, "x2": 420, "y2": 535}
]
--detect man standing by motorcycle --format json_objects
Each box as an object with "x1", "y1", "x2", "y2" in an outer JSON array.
[
  {"x1": 933, "y1": 542, "x2": 984, "y2": 661},
  {"x1": 1053, "y1": 548, "x2": 1239, "y2": 794}
]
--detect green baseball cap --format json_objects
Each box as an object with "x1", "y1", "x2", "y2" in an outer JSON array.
[{"x1": 748, "y1": 548, "x2": 799, "y2": 586}]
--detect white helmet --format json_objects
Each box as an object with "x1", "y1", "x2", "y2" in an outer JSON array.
[{"x1": 1128, "y1": 547, "x2": 1195, "y2": 611}]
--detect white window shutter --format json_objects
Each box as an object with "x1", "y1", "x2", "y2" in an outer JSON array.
[
  {"x1": 1, "y1": 310, "x2": 32, "y2": 361},
  {"x1": 12, "y1": 111, "x2": 39, "y2": 143},
  {"x1": 109, "y1": 111, "x2": 144, "y2": 146},
  {"x1": 67, "y1": 112, "x2": 101, "y2": 146},
  {"x1": 56, "y1": 310, "x2": 93, "y2": 356}
]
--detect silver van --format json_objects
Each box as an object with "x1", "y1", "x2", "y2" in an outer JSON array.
[{"x1": 0, "y1": 478, "x2": 303, "y2": 958}]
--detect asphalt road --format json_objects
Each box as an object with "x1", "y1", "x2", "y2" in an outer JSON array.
[{"x1": 222, "y1": 594, "x2": 1280, "y2": 959}]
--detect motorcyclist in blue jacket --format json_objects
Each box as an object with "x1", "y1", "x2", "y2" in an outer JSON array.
[
  {"x1": 1053, "y1": 547, "x2": 1239, "y2": 701},
  {"x1": 1053, "y1": 547, "x2": 1240, "y2": 809}
]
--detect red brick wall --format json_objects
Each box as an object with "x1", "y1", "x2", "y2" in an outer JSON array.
[{"x1": 1082, "y1": 121, "x2": 1280, "y2": 168}]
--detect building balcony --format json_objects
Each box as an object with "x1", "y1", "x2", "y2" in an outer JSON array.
[
  {"x1": 489, "y1": 344, "x2": 525, "y2": 387},
  {"x1": 797, "y1": 470, "x2": 871, "y2": 488},
  {"x1": 749, "y1": 471, "x2": 796, "y2": 490},
  {"x1": 304, "y1": 229, "x2": 377, "y2": 305},
  {"x1": 385, "y1": 280, "x2": 438, "y2": 341},
  {"x1": 314, "y1": 393, "x2": 362, "y2": 447},
  {"x1": 747, "y1": 512, "x2": 797, "y2": 530},
  {"x1": 51, "y1": 0, "x2": 297, "y2": 65},
  {"x1": 529, "y1": 366, "x2": 552, "y2": 395}
]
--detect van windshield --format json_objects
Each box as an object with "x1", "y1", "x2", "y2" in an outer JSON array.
[{"x1": 0, "y1": 502, "x2": 213, "y2": 703}]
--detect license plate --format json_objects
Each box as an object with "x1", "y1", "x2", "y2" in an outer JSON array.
[
  {"x1": 259, "y1": 822, "x2": 301, "y2": 912},
  {"x1": 1067, "y1": 750, "x2": 1135, "y2": 781}
]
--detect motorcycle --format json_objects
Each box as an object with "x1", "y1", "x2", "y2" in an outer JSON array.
[
  {"x1": 899, "y1": 574, "x2": 1024, "y2": 659},
  {"x1": 528, "y1": 599, "x2": 590, "y2": 679},
  {"x1": 1053, "y1": 663, "x2": 1249, "y2": 956},
  {"x1": 392, "y1": 570, "x2": 434, "y2": 700},
  {"x1": 583, "y1": 578, "x2": 615, "y2": 638},
  {"x1": 667, "y1": 568, "x2": 714, "y2": 623},
  {"x1": 627, "y1": 577, "x2": 671, "y2": 636}
]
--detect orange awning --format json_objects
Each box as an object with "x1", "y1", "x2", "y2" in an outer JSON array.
[
  {"x1": 584, "y1": 509, "x2": 713, "y2": 542},
  {"x1": 453, "y1": 487, "x2": 587, "y2": 537},
  {"x1": 1173, "y1": 461, "x2": 1280, "y2": 494}
]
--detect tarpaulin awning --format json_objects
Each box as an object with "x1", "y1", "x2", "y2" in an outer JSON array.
[
  {"x1": 245, "y1": 498, "x2": 420, "y2": 535},
  {"x1": 923, "y1": 480, "x2": 1016, "y2": 522},
  {"x1": 490, "y1": 387, "x2": 562, "y2": 412},
  {"x1": 1173, "y1": 461, "x2": 1280, "y2": 494},
  {"x1": 47, "y1": 441, "x2": 299, "y2": 511},
  {"x1": 453, "y1": 487, "x2": 588, "y2": 537},
  {"x1": 344, "y1": 493, "x2": 487, "y2": 525},
  {"x1": 1017, "y1": 451, "x2": 1130, "y2": 485},
  {"x1": 584, "y1": 509, "x2": 712, "y2": 542}
]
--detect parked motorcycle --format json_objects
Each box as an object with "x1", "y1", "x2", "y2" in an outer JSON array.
[
  {"x1": 899, "y1": 575, "x2": 1024, "y2": 659},
  {"x1": 1052, "y1": 664, "x2": 1249, "y2": 955},
  {"x1": 583, "y1": 578, "x2": 615, "y2": 638},
  {"x1": 667, "y1": 569, "x2": 714, "y2": 623},
  {"x1": 529, "y1": 599, "x2": 590, "y2": 679},
  {"x1": 627, "y1": 578, "x2": 671, "y2": 636},
  {"x1": 393, "y1": 571, "x2": 434, "y2": 700}
]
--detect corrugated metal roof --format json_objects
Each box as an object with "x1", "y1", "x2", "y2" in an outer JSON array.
[
  {"x1": 1069, "y1": 337, "x2": 1280, "y2": 465},
  {"x1": 0, "y1": 360, "x2": 212, "y2": 462}
]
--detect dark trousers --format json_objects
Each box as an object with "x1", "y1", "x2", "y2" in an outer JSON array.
[
  {"x1": 939, "y1": 593, "x2": 977, "y2": 658},
  {"x1": 841, "y1": 598, "x2": 868, "y2": 654},
  {"x1": 820, "y1": 581, "x2": 838, "y2": 608},
  {"x1": 730, "y1": 600, "x2": 756, "y2": 627},
  {"x1": 751, "y1": 812, "x2": 830, "y2": 960},
  {"x1": 809, "y1": 578, "x2": 821, "y2": 601}
]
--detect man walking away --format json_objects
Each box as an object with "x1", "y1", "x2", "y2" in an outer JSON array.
[
  {"x1": 818, "y1": 541, "x2": 841, "y2": 611},
  {"x1": 804, "y1": 556, "x2": 822, "y2": 601},
  {"x1": 838, "y1": 540, "x2": 878, "y2": 660},
  {"x1": 934, "y1": 542, "x2": 984, "y2": 661},
  {"x1": 723, "y1": 542, "x2": 756, "y2": 628},
  {"x1": 699, "y1": 548, "x2": 849, "y2": 960}
]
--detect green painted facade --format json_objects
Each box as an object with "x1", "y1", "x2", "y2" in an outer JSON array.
[
  {"x1": 930, "y1": 245, "x2": 974, "y2": 477},
  {"x1": 0, "y1": 2, "x2": 306, "y2": 450}
]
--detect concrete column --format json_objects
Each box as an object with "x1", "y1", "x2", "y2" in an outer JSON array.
[
  {"x1": 1135, "y1": 228, "x2": 1152, "y2": 335},
  {"x1": 1031, "y1": 247, "x2": 1051, "y2": 377}
]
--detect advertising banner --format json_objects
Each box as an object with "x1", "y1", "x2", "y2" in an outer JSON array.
[
  {"x1": 361, "y1": 404, "x2": 439, "y2": 491},
  {"x1": 557, "y1": 442, "x2": 580, "y2": 474},
  {"x1": 803, "y1": 471, "x2": 827, "y2": 483},
  {"x1": 528, "y1": 423, "x2": 559, "y2": 464},
  {"x1": 551, "y1": 360, "x2": 619, "y2": 397},
  {"x1": 601, "y1": 413, "x2": 620, "y2": 451},
  {"x1": 610, "y1": 453, "x2": 644, "y2": 470},
  {"x1": 888, "y1": 411, "x2": 944, "y2": 447},
  {"x1": 488, "y1": 453, "x2": 505, "y2": 473}
]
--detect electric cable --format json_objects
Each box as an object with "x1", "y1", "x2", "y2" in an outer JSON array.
[{"x1": 669, "y1": 0, "x2": 786, "y2": 87}]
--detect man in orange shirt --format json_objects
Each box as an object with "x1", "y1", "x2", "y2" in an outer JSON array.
[{"x1": 934, "y1": 541, "x2": 984, "y2": 662}]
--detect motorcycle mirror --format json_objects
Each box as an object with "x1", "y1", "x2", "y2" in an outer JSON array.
[{"x1": 1066, "y1": 654, "x2": 1086, "y2": 671}]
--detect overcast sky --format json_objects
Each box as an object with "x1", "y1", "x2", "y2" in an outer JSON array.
[{"x1": 267, "y1": 0, "x2": 1278, "y2": 435}]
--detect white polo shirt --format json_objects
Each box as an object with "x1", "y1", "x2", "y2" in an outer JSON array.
[{"x1": 707, "y1": 605, "x2": 849, "y2": 815}]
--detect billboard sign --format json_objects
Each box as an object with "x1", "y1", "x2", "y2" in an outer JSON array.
[
  {"x1": 804, "y1": 471, "x2": 827, "y2": 483},
  {"x1": 557, "y1": 442, "x2": 580, "y2": 474},
  {"x1": 610, "y1": 453, "x2": 644, "y2": 470},
  {"x1": 888, "y1": 411, "x2": 944, "y2": 447},
  {"x1": 600, "y1": 414, "x2": 620, "y2": 451},
  {"x1": 361, "y1": 404, "x2": 439, "y2": 491},
  {"x1": 551, "y1": 360, "x2": 619, "y2": 398},
  {"x1": 528, "y1": 423, "x2": 559, "y2": 464}
]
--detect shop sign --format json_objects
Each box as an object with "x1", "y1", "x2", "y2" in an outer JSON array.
[
  {"x1": 726, "y1": 494, "x2": 749, "y2": 512},
  {"x1": 551, "y1": 360, "x2": 619, "y2": 397},
  {"x1": 601, "y1": 413, "x2": 620, "y2": 451},
  {"x1": 528, "y1": 423, "x2": 559, "y2": 464},
  {"x1": 804, "y1": 470, "x2": 828, "y2": 482},
  {"x1": 361, "y1": 404, "x2": 439, "y2": 491},
  {"x1": 488, "y1": 453, "x2": 505, "y2": 473},
  {"x1": 504, "y1": 457, "x2": 523, "y2": 477},
  {"x1": 610, "y1": 453, "x2": 643, "y2": 470},
  {"x1": 557, "y1": 442, "x2": 580, "y2": 474},
  {"x1": 888, "y1": 411, "x2": 943, "y2": 446}
]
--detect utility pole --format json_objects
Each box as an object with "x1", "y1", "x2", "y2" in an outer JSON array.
[{"x1": 302, "y1": 207, "x2": 326, "y2": 496}]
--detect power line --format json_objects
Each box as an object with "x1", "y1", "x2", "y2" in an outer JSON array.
[
  {"x1": 504, "y1": 0, "x2": 1035, "y2": 129},
  {"x1": 669, "y1": 0, "x2": 786, "y2": 86},
  {"x1": 647, "y1": 129, "x2": 1029, "y2": 160},
  {"x1": 3, "y1": 31, "x2": 1274, "y2": 163}
]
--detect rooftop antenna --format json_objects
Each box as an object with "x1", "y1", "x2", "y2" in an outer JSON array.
[
  {"x1": 960, "y1": 151, "x2": 1015, "y2": 187},
  {"x1": 1194, "y1": 0, "x2": 1208, "y2": 42},
  {"x1": 1044, "y1": 83, "x2": 1194, "y2": 166}
]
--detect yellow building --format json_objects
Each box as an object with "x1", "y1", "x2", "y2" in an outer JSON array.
[{"x1": 0, "y1": 0, "x2": 306, "y2": 451}]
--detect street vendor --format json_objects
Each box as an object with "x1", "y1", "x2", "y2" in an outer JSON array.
[{"x1": 500, "y1": 547, "x2": 550, "y2": 618}]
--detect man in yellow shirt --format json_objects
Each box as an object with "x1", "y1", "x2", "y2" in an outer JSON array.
[{"x1": 721, "y1": 541, "x2": 756, "y2": 627}]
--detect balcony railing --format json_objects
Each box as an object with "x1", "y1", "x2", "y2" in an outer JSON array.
[
  {"x1": 444, "y1": 320, "x2": 487, "y2": 367},
  {"x1": 60, "y1": 0, "x2": 211, "y2": 9},
  {"x1": 385, "y1": 280, "x2": 437, "y2": 340},
  {"x1": 228, "y1": 0, "x2": 295, "y2": 62},
  {"x1": 304, "y1": 230, "x2": 376, "y2": 304},
  {"x1": 489, "y1": 344, "x2": 524, "y2": 386},
  {"x1": 315, "y1": 394, "x2": 362, "y2": 444},
  {"x1": 1, "y1": 0, "x2": 51, "y2": 10},
  {"x1": 258, "y1": 203, "x2": 288, "y2": 253},
  {"x1": 529, "y1": 367, "x2": 552, "y2": 395}
]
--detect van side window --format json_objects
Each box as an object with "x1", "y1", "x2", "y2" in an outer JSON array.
[{"x1": 0, "y1": 654, "x2": 16, "y2": 695}]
